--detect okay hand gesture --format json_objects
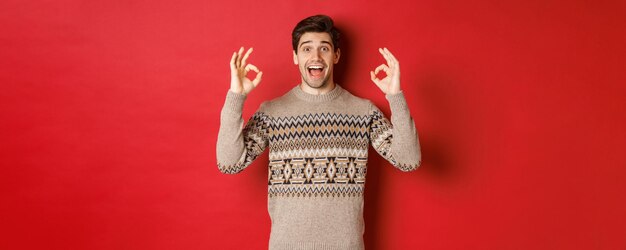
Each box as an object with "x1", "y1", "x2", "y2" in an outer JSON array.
[
  {"x1": 370, "y1": 48, "x2": 401, "y2": 95},
  {"x1": 230, "y1": 47, "x2": 263, "y2": 95}
]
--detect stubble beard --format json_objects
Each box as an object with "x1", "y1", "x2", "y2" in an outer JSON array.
[{"x1": 303, "y1": 77, "x2": 329, "y2": 89}]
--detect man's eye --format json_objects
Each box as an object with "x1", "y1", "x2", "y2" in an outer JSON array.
[
  {"x1": 321, "y1": 47, "x2": 329, "y2": 52},
  {"x1": 303, "y1": 48, "x2": 310, "y2": 52}
]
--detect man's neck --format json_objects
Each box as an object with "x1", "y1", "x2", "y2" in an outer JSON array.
[{"x1": 299, "y1": 81, "x2": 336, "y2": 95}]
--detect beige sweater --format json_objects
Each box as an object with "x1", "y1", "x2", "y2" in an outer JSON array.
[{"x1": 216, "y1": 84, "x2": 421, "y2": 250}]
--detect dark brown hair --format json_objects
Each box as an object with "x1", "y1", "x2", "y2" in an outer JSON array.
[{"x1": 292, "y1": 15, "x2": 340, "y2": 53}]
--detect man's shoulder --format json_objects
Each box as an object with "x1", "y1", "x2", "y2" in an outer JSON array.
[{"x1": 338, "y1": 87, "x2": 375, "y2": 108}]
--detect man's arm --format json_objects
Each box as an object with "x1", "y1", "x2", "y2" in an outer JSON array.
[
  {"x1": 216, "y1": 47, "x2": 268, "y2": 174},
  {"x1": 369, "y1": 48, "x2": 422, "y2": 171}
]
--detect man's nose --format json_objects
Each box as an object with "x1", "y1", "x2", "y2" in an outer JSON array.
[{"x1": 312, "y1": 50, "x2": 322, "y2": 60}]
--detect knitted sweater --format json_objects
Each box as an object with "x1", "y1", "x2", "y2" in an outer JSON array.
[{"x1": 216, "y1": 84, "x2": 421, "y2": 250}]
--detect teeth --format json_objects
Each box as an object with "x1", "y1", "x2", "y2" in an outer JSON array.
[{"x1": 308, "y1": 66, "x2": 323, "y2": 69}]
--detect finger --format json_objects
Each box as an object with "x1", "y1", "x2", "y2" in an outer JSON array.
[
  {"x1": 370, "y1": 71, "x2": 380, "y2": 85},
  {"x1": 245, "y1": 63, "x2": 260, "y2": 73},
  {"x1": 241, "y1": 47, "x2": 253, "y2": 67},
  {"x1": 379, "y1": 48, "x2": 391, "y2": 64},
  {"x1": 236, "y1": 47, "x2": 244, "y2": 68},
  {"x1": 252, "y1": 71, "x2": 263, "y2": 86},
  {"x1": 381, "y1": 47, "x2": 395, "y2": 67},
  {"x1": 382, "y1": 48, "x2": 392, "y2": 65},
  {"x1": 384, "y1": 48, "x2": 397, "y2": 62},
  {"x1": 384, "y1": 47, "x2": 399, "y2": 66},
  {"x1": 374, "y1": 64, "x2": 389, "y2": 75},
  {"x1": 230, "y1": 52, "x2": 237, "y2": 71}
]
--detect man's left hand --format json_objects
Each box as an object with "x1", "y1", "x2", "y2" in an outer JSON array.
[{"x1": 370, "y1": 48, "x2": 401, "y2": 95}]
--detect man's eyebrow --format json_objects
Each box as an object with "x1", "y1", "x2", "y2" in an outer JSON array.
[
  {"x1": 299, "y1": 40, "x2": 312, "y2": 48},
  {"x1": 298, "y1": 40, "x2": 333, "y2": 48}
]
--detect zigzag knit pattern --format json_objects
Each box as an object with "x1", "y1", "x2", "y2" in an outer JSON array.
[{"x1": 221, "y1": 110, "x2": 397, "y2": 197}]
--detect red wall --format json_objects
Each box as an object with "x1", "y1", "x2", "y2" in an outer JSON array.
[{"x1": 2, "y1": 1, "x2": 625, "y2": 249}]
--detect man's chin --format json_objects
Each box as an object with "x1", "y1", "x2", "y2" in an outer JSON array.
[{"x1": 305, "y1": 80, "x2": 326, "y2": 89}]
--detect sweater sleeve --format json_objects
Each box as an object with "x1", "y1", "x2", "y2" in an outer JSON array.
[
  {"x1": 216, "y1": 91, "x2": 270, "y2": 174},
  {"x1": 368, "y1": 91, "x2": 422, "y2": 171}
]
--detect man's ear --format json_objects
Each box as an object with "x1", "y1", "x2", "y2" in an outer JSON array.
[
  {"x1": 334, "y1": 48, "x2": 341, "y2": 64},
  {"x1": 293, "y1": 51, "x2": 298, "y2": 65}
]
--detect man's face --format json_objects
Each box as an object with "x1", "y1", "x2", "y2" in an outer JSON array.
[{"x1": 293, "y1": 32, "x2": 341, "y2": 89}]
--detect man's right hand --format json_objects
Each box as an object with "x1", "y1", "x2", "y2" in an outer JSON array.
[{"x1": 230, "y1": 47, "x2": 263, "y2": 95}]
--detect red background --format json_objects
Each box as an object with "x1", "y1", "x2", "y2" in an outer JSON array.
[{"x1": 2, "y1": 0, "x2": 625, "y2": 249}]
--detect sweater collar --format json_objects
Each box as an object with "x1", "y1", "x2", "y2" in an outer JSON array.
[{"x1": 291, "y1": 84, "x2": 344, "y2": 102}]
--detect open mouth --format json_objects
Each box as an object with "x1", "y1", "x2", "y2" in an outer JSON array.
[{"x1": 307, "y1": 65, "x2": 324, "y2": 79}]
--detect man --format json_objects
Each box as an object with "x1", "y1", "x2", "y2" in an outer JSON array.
[{"x1": 216, "y1": 15, "x2": 421, "y2": 250}]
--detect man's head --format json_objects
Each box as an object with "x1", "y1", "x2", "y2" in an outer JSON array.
[{"x1": 292, "y1": 15, "x2": 341, "y2": 90}]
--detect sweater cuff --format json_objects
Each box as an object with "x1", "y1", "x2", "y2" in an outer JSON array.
[
  {"x1": 223, "y1": 90, "x2": 247, "y2": 114},
  {"x1": 385, "y1": 91, "x2": 409, "y2": 113}
]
